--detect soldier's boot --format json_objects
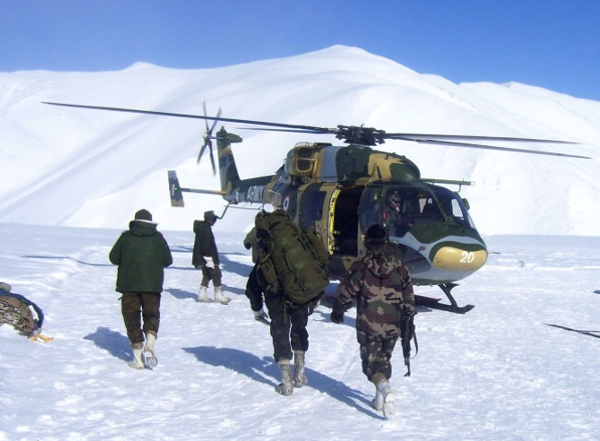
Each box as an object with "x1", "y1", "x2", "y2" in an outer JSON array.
[
  {"x1": 143, "y1": 332, "x2": 158, "y2": 368},
  {"x1": 129, "y1": 344, "x2": 144, "y2": 369},
  {"x1": 375, "y1": 377, "x2": 395, "y2": 418},
  {"x1": 372, "y1": 388, "x2": 384, "y2": 412},
  {"x1": 276, "y1": 359, "x2": 294, "y2": 396},
  {"x1": 214, "y1": 286, "x2": 231, "y2": 305},
  {"x1": 196, "y1": 286, "x2": 213, "y2": 303},
  {"x1": 293, "y1": 350, "x2": 308, "y2": 387}
]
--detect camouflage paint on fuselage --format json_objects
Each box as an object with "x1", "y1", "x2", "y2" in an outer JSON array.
[{"x1": 214, "y1": 131, "x2": 487, "y2": 286}]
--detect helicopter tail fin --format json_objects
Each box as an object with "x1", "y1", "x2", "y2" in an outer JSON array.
[
  {"x1": 167, "y1": 169, "x2": 227, "y2": 207},
  {"x1": 168, "y1": 170, "x2": 185, "y2": 207}
]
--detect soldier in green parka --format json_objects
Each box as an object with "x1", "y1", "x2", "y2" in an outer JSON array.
[
  {"x1": 109, "y1": 209, "x2": 173, "y2": 369},
  {"x1": 330, "y1": 224, "x2": 415, "y2": 418}
]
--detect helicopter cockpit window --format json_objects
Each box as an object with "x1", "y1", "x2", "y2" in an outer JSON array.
[
  {"x1": 359, "y1": 185, "x2": 475, "y2": 240},
  {"x1": 429, "y1": 185, "x2": 474, "y2": 228}
]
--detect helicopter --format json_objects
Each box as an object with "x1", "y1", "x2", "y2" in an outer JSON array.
[{"x1": 43, "y1": 101, "x2": 589, "y2": 313}]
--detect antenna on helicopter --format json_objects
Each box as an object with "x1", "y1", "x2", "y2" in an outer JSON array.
[{"x1": 198, "y1": 102, "x2": 222, "y2": 174}]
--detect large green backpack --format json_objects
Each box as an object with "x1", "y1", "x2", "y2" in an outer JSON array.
[{"x1": 256, "y1": 210, "x2": 329, "y2": 305}]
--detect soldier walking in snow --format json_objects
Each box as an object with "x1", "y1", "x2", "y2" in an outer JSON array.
[
  {"x1": 192, "y1": 210, "x2": 230, "y2": 304},
  {"x1": 245, "y1": 210, "x2": 327, "y2": 396},
  {"x1": 109, "y1": 209, "x2": 173, "y2": 369},
  {"x1": 330, "y1": 224, "x2": 416, "y2": 417}
]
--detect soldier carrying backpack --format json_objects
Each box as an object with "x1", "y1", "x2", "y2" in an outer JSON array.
[
  {"x1": 0, "y1": 281, "x2": 51, "y2": 342},
  {"x1": 245, "y1": 209, "x2": 329, "y2": 396}
]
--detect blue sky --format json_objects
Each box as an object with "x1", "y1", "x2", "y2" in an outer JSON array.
[{"x1": 1, "y1": 0, "x2": 599, "y2": 101}]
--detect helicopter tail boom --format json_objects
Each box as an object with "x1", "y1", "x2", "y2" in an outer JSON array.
[{"x1": 167, "y1": 170, "x2": 226, "y2": 207}]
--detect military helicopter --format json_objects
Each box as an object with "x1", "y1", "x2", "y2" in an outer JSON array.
[{"x1": 43, "y1": 101, "x2": 588, "y2": 313}]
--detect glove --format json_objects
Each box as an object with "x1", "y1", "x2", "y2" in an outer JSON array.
[
  {"x1": 402, "y1": 306, "x2": 417, "y2": 320},
  {"x1": 330, "y1": 310, "x2": 344, "y2": 324},
  {"x1": 254, "y1": 308, "x2": 268, "y2": 322}
]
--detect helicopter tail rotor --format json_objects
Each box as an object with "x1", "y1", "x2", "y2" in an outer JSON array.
[{"x1": 198, "y1": 102, "x2": 222, "y2": 174}]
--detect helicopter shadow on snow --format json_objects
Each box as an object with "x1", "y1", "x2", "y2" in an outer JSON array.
[
  {"x1": 83, "y1": 326, "x2": 132, "y2": 363},
  {"x1": 183, "y1": 345, "x2": 382, "y2": 419}
]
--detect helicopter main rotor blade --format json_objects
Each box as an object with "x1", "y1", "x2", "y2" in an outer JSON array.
[
  {"x1": 43, "y1": 102, "x2": 588, "y2": 157},
  {"x1": 386, "y1": 133, "x2": 579, "y2": 144},
  {"x1": 238, "y1": 127, "x2": 331, "y2": 135},
  {"x1": 43, "y1": 102, "x2": 334, "y2": 133},
  {"x1": 393, "y1": 137, "x2": 590, "y2": 159}
]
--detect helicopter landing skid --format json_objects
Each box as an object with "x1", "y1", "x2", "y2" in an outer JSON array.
[{"x1": 415, "y1": 283, "x2": 475, "y2": 314}]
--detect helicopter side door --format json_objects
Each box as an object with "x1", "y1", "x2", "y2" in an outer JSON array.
[{"x1": 295, "y1": 182, "x2": 341, "y2": 253}]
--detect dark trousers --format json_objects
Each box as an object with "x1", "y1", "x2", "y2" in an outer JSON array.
[
  {"x1": 201, "y1": 265, "x2": 222, "y2": 288},
  {"x1": 357, "y1": 330, "x2": 398, "y2": 382},
  {"x1": 265, "y1": 293, "x2": 309, "y2": 362},
  {"x1": 121, "y1": 292, "x2": 161, "y2": 347}
]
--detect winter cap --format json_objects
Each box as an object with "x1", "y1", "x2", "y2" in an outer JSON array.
[
  {"x1": 365, "y1": 224, "x2": 388, "y2": 246},
  {"x1": 204, "y1": 210, "x2": 218, "y2": 221},
  {"x1": 134, "y1": 209, "x2": 155, "y2": 223},
  {"x1": 0, "y1": 282, "x2": 11, "y2": 292}
]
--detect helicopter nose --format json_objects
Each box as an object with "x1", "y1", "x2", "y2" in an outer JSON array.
[{"x1": 431, "y1": 245, "x2": 488, "y2": 272}]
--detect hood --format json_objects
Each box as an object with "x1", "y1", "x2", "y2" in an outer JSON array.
[
  {"x1": 193, "y1": 220, "x2": 211, "y2": 235},
  {"x1": 363, "y1": 249, "x2": 400, "y2": 279},
  {"x1": 129, "y1": 220, "x2": 158, "y2": 237}
]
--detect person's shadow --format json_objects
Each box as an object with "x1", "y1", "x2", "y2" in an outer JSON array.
[
  {"x1": 83, "y1": 327, "x2": 132, "y2": 362},
  {"x1": 183, "y1": 345, "x2": 382, "y2": 418}
]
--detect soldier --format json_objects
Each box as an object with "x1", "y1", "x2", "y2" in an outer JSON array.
[
  {"x1": 382, "y1": 190, "x2": 414, "y2": 237},
  {"x1": 192, "y1": 210, "x2": 230, "y2": 304},
  {"x1": 109, "y1": 209, "x2": 173, "y2": 369},
  {"x1": 245, "y1": 211, "x2": 325, "y2": 396},
  {"x1": 330, "y1": 224, "x2": 416, "y2": 417},
  {"x1": 0, "y1": 281, "x2": 49, "y2": 341}
]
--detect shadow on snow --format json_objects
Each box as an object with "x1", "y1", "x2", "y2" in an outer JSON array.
[
  {"x1": 83, "y1": 326, "x2": 132, "y2": 362},
  {"x1": 183, "y1": 345, "x2": 382, "y2": 419}
]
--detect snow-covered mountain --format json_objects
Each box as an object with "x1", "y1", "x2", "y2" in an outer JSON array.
[{"x1": 1, "y1": 45, "x2": 599, "y2": 235}]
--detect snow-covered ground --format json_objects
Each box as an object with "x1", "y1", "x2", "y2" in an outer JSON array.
[{"x1": 2, "y1": 223, "x2": 599, "y2": 441}]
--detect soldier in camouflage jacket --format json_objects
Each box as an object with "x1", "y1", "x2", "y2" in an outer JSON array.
[{"x1": 330, "y1": 224, "x2": 415, "y2": 417}]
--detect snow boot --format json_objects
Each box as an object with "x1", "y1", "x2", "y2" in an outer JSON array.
[
  {"x1": 214, "y1": 286, "x2": 231, "y2": 305},
  {"x1": 196, "y1": 286, "x2": 213, "y2": 303},
  {"x1": 293, "y1": 350, "x2": 308, "y2": 387},
  {"x1": 276, "y1": 359, "x2": 294, "y2": 396},
  {"x1": 143, "y1": 333, "x2": 158, "y2": 368},
  {"x1": 372, "y1": 388, "x2": 384, "y2": 412},
  {"x1": 129, "y1": 346, "x2": 144, "y2": 369},
  {"x1": 375, "y1": 377, "x2": 395, "y2": 418}
]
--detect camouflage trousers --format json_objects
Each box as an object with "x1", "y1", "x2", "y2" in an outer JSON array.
[
  {"x1": 357, "y1": 330, "x2": 399, "y2": 383},
  {"x1": 0, "y1": 295, "x2": 35, "y2": 335},
  {"x1": 265, "y1": 293, "x2": 309, "y2": 362},
  {"x1": 121, "y1": 292, "x2": 161, "y2": 347}
]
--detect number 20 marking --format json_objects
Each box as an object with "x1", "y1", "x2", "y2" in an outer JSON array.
[{"x1": 460, "y1": 251, "x2": 475, "y2": 263}]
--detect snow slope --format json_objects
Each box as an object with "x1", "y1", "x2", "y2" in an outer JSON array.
[
  {"x1": 1, "y1": 223, "x2": 600, "y2": 441},
  {"x1": 1, "y1": 45, "x2": 599, "y2": 235}
]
